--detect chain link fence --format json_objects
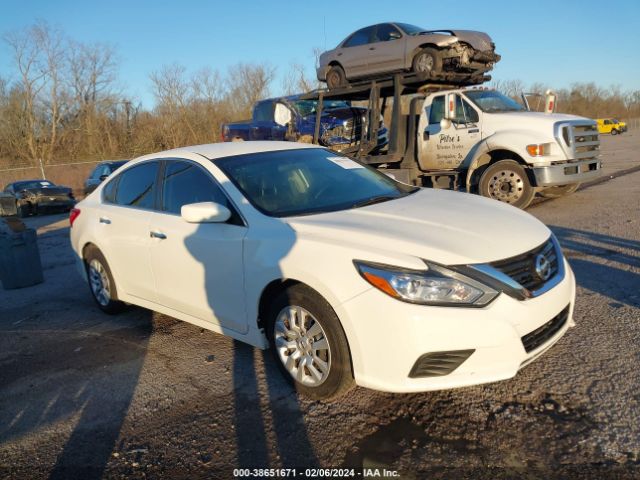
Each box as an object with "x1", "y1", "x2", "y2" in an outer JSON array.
[{"x1": 0, "y1": 158, "x2": 129, "y2": 197}]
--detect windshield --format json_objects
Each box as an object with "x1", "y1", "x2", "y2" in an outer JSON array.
[
  {"x1": 395, "y1": 23, "x2": 427, "y2": 35},
  {"x1": 292, "y1": 100, "x2": 351, "y2": 117},
  {"x1": 464, "y1": 90, "x2": 525, "y2": 113},
  {"x1": 13, "y1": 180, "x2": 54, "y2": 190},
  {"x1": 215, "y1": 148, "x2": 417, "y2": 217}
]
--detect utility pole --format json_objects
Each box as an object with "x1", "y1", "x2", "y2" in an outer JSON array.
[{"x1": 38, "y1": 158, "x2": 46, "y2": 179}]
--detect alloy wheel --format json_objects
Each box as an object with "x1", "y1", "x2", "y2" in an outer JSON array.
[{"x1": 273, "y1": 305, "x2": 331, "y2": 386}]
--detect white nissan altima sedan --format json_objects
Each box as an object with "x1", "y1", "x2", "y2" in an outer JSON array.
[{"x1": 70, "y1": 141, "x2": 575, "y2": 399}]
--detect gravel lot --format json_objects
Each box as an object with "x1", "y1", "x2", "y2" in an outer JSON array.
[{"x1": 1, "y1": 132, "x2": 639, "y2": 479}]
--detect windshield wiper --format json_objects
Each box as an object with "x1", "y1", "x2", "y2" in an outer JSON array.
[{"x1": 351, "y1": 195, "x2": 399, "y2": 209}]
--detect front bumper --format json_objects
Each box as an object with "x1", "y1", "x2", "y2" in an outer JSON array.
[
  {"x1": 533, "y1": 159, "x2": 601, "y2": 187},
  {"x1": 336, "y1": 259, "x2": 576, "y2": 393}
]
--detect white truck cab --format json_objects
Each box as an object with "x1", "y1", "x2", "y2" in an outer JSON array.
[{"x1": 416, "y1": 88, "x2": 601, "y2": 207}]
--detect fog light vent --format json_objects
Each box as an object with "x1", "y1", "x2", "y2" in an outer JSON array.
[{"x1": 408, "y1": 350, "x2": 475, "y2": 378}]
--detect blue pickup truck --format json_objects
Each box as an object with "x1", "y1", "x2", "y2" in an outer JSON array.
[{"x1": 221, "y1": 95, "x2": 388, "y2": 150}]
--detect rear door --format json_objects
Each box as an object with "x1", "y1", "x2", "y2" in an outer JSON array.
[
  {"x1": 148, "y1": 159, "x2": 248, "y2": 333},
  {"x1": 335, "y1": 26, "x2": 376, "y2": 78},
  {"x1": 98, "y1": 161, "x2": 159, "y2": 302},
  {"x1": 367, "y1": 23, "x2": 405, "y2": 74}
]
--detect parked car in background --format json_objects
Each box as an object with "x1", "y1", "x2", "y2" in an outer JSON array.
[
  {"x1": 84, "y1": 160, "x2": 128, "y2": 195},
  {"x1": 3, "y1": 180, "x2": 75, "y2": 217},
  {"x1": 317, "y1": 23, "x2": 500, "y2": 89},
  {"x1": 221, "y1": 95, "x2": 388, "y2": 151},
  {"x1": 70, "y1": 141, "x2": 575, "y2": 400},
  {"x1": 596, "y1": 118, "x2": 627, "y2": 135}
]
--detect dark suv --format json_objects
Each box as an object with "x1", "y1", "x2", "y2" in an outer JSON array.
[{"x1": 84, "y1": 160, "x2": 128, "y2": 195}]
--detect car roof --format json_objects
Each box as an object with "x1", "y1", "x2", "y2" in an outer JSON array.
[{"x1": 134, "y1": 141, "x2": 322, "y2": 162}]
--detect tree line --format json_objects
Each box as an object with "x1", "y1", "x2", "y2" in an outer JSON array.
[{"x1": 1, "y1": 22, "x2": 638, "y2": 170}]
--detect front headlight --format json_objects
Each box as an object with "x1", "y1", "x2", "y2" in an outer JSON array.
[{"x1": 354, "y1": 261, "x2": 498, "y2": 307}]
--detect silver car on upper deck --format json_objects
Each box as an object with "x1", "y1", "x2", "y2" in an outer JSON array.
[{"x1": 317, "y1": 22, "x2": 500, "y2": 89}]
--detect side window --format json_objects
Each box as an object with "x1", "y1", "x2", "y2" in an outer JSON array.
[
  {"x1": 161, "y1": 161, "x2": 230, "y2": 215},
  {"x1": 343, "y1": 27, "x2": 373, "y2": 47},
  {"x1": 254, "y1": 102, "x2": 275, "y2": 122},
  {"x1": 452, "y1": 95, "x2": 479, "y2": 124},
  {"x1": 373, "y1": 24, "x2": 401, "y2": 42},
  {"x1": 604, "y1": 120, "x2": 611, "y2": 125},
  {"x1": 114, "y1": 162, "x2": 159, "y2": 209},
  {"x1": 103, "y1": 177, "x2": 118, "y2": 203},
  {"x1": 429, "y1": 96, "x2": 445, "y2": 124}
]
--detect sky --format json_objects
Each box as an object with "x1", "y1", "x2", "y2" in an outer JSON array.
[{"x1": 1, "y1": 0, "x2": 639, "y2": 108}]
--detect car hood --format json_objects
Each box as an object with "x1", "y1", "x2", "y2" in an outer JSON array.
[
  {"x1": 482, "y1": 111, "x2": 595, "y2": 138},
  {"x1": 285, "y1": 188, "x2": 550, "y2": 265},
  {"x1": 419, "y1": 30, "x2": 494, "y2": 51},
  {"x1": 24, "y1": 186, "x2": 72, "y2": 196}
]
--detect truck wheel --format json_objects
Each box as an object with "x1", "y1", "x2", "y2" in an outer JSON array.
[
  {"x1": 611, "y1": 129, "x2": 618, "y2": 135},
  {"x1": 326, "y1": 65, "x2": 346, "y2": 90},
  {"x1": 478, "y1": 160, "x2": 535, "y2": 209},
  {"x1": 539, "y1": 183, "x2": 580, "y2": 198},
  {"x1": 266, "y1": 284, "x2": 354, "y2": 400},
  {"x1": 412, "y1": 48, "x2": 443, "y2": 75}
]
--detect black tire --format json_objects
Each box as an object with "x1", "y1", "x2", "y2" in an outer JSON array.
[
  {"x1": 539, "y1": 183, "x2": 580, "y2": 199},
  {"x1": 611, "y1": 129, "x2": 618, "y2": 135},
  {"x1": 326, "y1": 65, "x2": 347, "y2": 90},
  {"x1": 266, "y1": 284, "x2": 354, "y2": 400},
  {"x1": 84, "y1": 245, "x2": 126, "y2": 314},
  {"x1": 478, "y1": 160, "x2": 535, "y2": 209},
  {"x1": 412, "y1": 48, "x2": 443, "y2": 75},
  {"x1": 16, "y1": 203, "x2": 29, "y2": 218}
]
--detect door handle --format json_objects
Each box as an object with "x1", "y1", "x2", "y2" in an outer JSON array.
[
  {"x1": 423, "y1": 130, "x2": 430, "y2": 141},
  {"x1": 99, "y1": 217, "x2": 111, "y2": 224},
  {"x1": 369, "y1": 47, "x2": 376, "y2": 50},
  {"x1": 337, "y1": 52, "x2": 342, "y2": 56},
  {"x1": 150, "y1": 231, "x2": 167, "y2": 240}
]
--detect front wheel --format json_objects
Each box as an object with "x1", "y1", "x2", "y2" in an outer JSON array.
[
  {"x1": 267, "y1": 285, "x2": 354, "y2": 400},
  {"x1": 478, "y1": 160, "x2": 535, "y2": 209},
  {"x1": 611, "y1": 129, "x2": 618, "y2": 135},
  {"x1": 539, "y1": 183, "x2": 580, "y2": 199},
  {"x1": 412, "y1": 48, "x2": 443, "y2": 75}
]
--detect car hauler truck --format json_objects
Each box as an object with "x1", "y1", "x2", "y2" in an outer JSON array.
[{"x1": 273, "y1": 72, "x2": 601, "y2": 209}]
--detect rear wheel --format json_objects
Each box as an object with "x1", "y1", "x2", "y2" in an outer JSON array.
[
  {"x1": 84, "y1": 246, "x2": 126, "y2": 314},
  {"x1": 266, "y1": 284, "x2": 354, "y2": 400},
  {"x1": 611, "y1": 128, "x2": 618, "y2": 135},
  {"x1": 539, "y1": 183, "x2": 580, "y2": 198},
  {"x1": 478, "y1": 160, "x2": 535, "y2": 209},
  {"x1": 412, "y1": 48, "x2": 443, "y2": 75},
  {"x1": 326, "y1": 65, "x2": 347, "y2": 90}
]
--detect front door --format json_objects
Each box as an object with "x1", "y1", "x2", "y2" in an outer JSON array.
[
  {"x1": 148, "y1": 160, "x2": 248, "y2": 334},
  {"x1": 366, "y1": 23, "x2": 405, "y2": 74},
  {"x1": 417, "y1": 93, "x2": 482, "y2": 171}
]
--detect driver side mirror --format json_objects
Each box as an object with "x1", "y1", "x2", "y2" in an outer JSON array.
[
  {"x1": 440, "y1": 118, "x2": 452, "y2": 130},
  {"x1": 99, "y1": 174, "x2": 109, "y2": 181},
  {"x1": 181, "y1": 202, "x2": 231, "y2": 224}
]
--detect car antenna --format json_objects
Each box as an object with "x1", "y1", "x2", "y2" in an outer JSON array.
[{"x1": 323, "y1": 16, "x2": 327, "y2": 50}]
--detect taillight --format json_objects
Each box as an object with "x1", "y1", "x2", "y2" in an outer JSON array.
[{"x1": 69, "y1": 208, "x2": 81, "y2": 227}]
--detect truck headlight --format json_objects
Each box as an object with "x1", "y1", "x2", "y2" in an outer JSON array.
[
  {"x1": 526, "y1": 143, "x2": 552, "y2": 156},
  {"x1": 354, "y1": 261, "x2": 498, "y2": 306}
]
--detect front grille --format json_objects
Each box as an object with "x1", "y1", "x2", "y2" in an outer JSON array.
[
  {"x1": 490, "y1": 239, "x2": 559, "y2": 292},
  {"x1": 521, "y1": 305, "x2": 569, "y2": 353},
  {"x1": 408, "y1": 349, "x2": 475, "y2": 378},
  {"x1": 562, "y1": 123, "x2": 600, "y2": 160}
]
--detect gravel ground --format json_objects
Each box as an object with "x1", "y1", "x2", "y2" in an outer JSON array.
[{"x1": 0, "y1": 134, "x2": 639, "y2": 479}]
